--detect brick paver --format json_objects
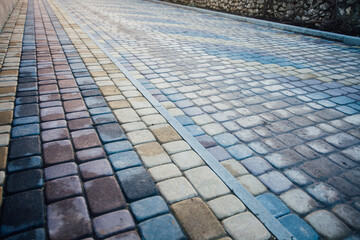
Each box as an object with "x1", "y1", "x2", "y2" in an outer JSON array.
[{"x1": 1, "y1": 0, "x2": 360, "y2": 238}]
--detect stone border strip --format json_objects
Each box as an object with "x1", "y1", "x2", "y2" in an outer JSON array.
[
  {"x1": 149, "y1": 0, "x2": 360, "y2": 46},
  {"x1": 55, "y1": 0, "x2": 295, "y2": 239}
]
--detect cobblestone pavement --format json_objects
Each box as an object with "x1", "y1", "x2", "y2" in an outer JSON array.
[{"x1": 0, "y1": 0, "x2": 360, "y2": 239}]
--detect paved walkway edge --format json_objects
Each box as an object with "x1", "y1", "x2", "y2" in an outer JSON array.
[
  {"x1": 55, "y1": 0, "x2": 295, "y2": 239},
  {"x1": 150, "y1": 0, "x2": 360, "y2": 46}
]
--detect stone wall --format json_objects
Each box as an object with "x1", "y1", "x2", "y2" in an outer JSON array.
[
  {"x1": 161, "y1": 0, "x2": 360, "y2": 36},
  {"x1": 0, "y1": 0, "x2": 18, "y2": 32}
]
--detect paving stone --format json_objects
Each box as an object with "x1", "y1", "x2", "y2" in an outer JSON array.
[
  {"x1": 40, "y1": 106, "x2": 65, "y2": 122},
  {"x1": 130, "y1": 196, "x2": 169, "y2": 222},
  {"x1": 76, "y1": 147, "x2": 106, "y2": 162},
  {"x1": 96, "y1": 123, "x2": 126, "y2": 143},
  {"x1": 185, "y1": 166, "x2": 230, "y2": 200},
  {"x1": 208, "y1": 194, "x2": 246, "y2": 220},
  {"x1": 278, "y1": 214, "x2": 318, "y2": 240},
  {"x1": 92, "y1": 113, "x2": 117, "y2": 125},
  {"x1": 84, "y1": 176, "x2": 126, "y2": 215},
  {"x1": 148, "y1": 163, "x2": 182, "y2": 182},
  {"x1": 127, "y1": 130, "x2": 155, "y2": 145},
  {"x1": 41, "y1": 120, "x2": 67, "y2": 130},
  {"x1": 104, "y1": 231, "x2": 141, "y2": 240},
  {"x1": 9, "y1": 135, "x2": 41, "y2": 159},
  {"x1": 185, "y1": 125, "x2": 206, "y2": 137},
  {"x1": 162, "y1": 140, "x2": 191, "y2": 155},
  {"x1": 104, "y1": 141, "x2": 133, "y2": 155},
  {"x1": 208, "y1": 145, "x2": 232, "y2": 161},
  {"x1": 0, "y1": 111, "x2": 13, "y2": 125},
  {"x1": 149, "y1": 124, "x2": 181, "y2": 144},
  {"x1": 294, "y1": 126, "x2": 326, "y2": 140},
  {"x1": 14, "y1": 103, "x2": 38, "y2": 118},
  {"x1": 84, "y1": 96, "x2": 107, "y2": 108},
  {"x1": 256, "y1": 192, "x2": 289, "y2": 218},
  {"x1": 171, "y1": 197, "x2": 226, "y2": 239},
  {"x1": 79, "y1": 159, "x2": 113, "y2": 180},
  {"x1": 108, "y1": 151, "x2": 142, "y2": 170},
  {"x1": 4, "y1": 228, "x2": 46, "y2": 240},
  {"x1": 41, "y1": 128, "x2": 69, "y2": 142},
  {"x1": 213, "y1": 133, "x2": 239, "y2": 147},
  {"x1": 13, "y1": 116, "x2": 40, "y2": 126},
  {"x1": 195, "y1": 134, "x2": 217, "y2": 148},
  {"x1": 7, "y1": 156, "x2": 42, "y2": 173},
  {"x1": 134, "y1": 142, "x2": 171, "y2": 167},
  {"x1": 294, "y1": 144, "x2": 321, "y2": 160},
  {"x1": 6, "y1": 169, "x2": 43, "y2": 194},
  {"x1": 342, "y1": 145, "x2": 360, "y2": 162},
  {"x1": 241, "y1": 156, "x2": 272, "y2": 176},
  {"x1": 265, "y1": 149, "x2": 305, "y2": 169},
  {"x1": 71, "y1": 129, "x2": 101, "y2": 150},
  {"x1": 283, "y1": 169, "x2": 313, "y2": 186},
  {"x1": 236, "y1": 115, "x2": 265, "y2": 128},
  {"x1": 171, "y1": 150, "x2": 204, "y2": 171},
  {"x1": 306, "y1": 182, "x2": 343, "y2": 205},
  {"x1": 116, "y1": 166, "x2": 157, "y2": 202},
  {"x1": 327, "y1": 176, "x2": 360, "y2": 197},
  {"x1": 66, "y1": 111, "x2": 90, "y2": 120},
  {"x1": 68, "y1": 118, "x2": 93, "y2": 131},
  {"x1": 305, "y1": 210, "x2": 351, "y2": 240},
  {"x1": 45, "y1": 175, "x2": 82, "y2": 203},
  {"x1": 114, "y1": 108, "x2": 140, "y2": 123},
  {"x1": 157, "y1": 177, "x2": 197, "y2": 204},
  {"x1": 280, "y1": 188, "x2": 319, "y2": 214},
  {"x1": 0, "y1": 147, "x2": 7, "y2": 170},
  {"x1": 227, "y1": 144, "x2": 253, "y2": 160},
  {"x1": 307, "y1": 140, "x2": 336, "y2": 154},
  {"x1": 93, "y1": 210, "x2": 135, "y2": 238},
  {"x1": 1, "y1": 190, "x2": 45, "y2": 237},
  {"x1": 342, "y1": 168, "x2": 360, "y2": 187},
  {"x1": 301, "y1": 158, "x2": 343, "y2": 179},
  {"x1": 63, "y1": 99, "x2": 87, "y2": 113},
  {"x1": 332, "y1": 204, "x2": 360, "y2": 230},
  {"x1": 237, "y1": 174, "x2": 267, "y2": 196},
  {"x1": 43, "y1": 140, "x2": 74, "y2": 166},
  {"x1": 259, "y1": 171, "x2": 292, "y2": 194},
  {"x1": 47, "y1": 197, "x2": 92, "y2": 240},
  {"x1": 325, "y1": 133, "x2": 359, "y2": 148},
  {"x1": 222, "y1": 212, "x2": 271, "y2": 240},
  {"x1": 44, "y1": 162, "x2": 78, "y2": 181},
  {"x1": 138, "y1": 214, "x2": 185, "y2": 240},
  {"x1": 221, "y1": 159, "x2": 249, "y2": 177},
  {"x1": 99, "y1": 86, "x2": 121, "y2": 96}
]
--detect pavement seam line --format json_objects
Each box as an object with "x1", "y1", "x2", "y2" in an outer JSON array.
[{"x1": 53, "y1": 0, "x2": 295, "y2": 239}]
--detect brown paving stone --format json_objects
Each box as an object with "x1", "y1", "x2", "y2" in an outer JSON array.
[
  {"x1": 150, "y1": 125, "x2": 181, "y2": 144},
  {"x1": 108, "y1": 100, "x2": 130, "y2": 109},
  {"x1": 79, "y1": 159, "x2": 113, "y2": 180},
  {"x1": 0, "y1": 111, "x2": 13, "y2": 125},
  {"x1": 99, "y1": 86, "x2": 121, "y2": 96},
  {"x1": 0, "y1": 87, "x2": 16, "y2": 95},
  {"x1": 47, "y1": 197, "x2": 92, "y2": 240},
  {"x1": 84, "y1": 176, "x2": 126, "y2": 215},
  {"x1": 93, "y1": 210, "x2": 135, "y2": 238},
  {"x1": 0, "y1": 147, "x2": 8, "y2": 170},
  {"x1": 45, "y1": 175, "x2": 82, "y2": 203},
  {"x1": 68, "y1": 118, "x2": 93, "y2": 131},
  {"x1": 76, "y1": 147, "x2": 106, "y2": 162},
  {"x1": 41, "y1": 128, "x2": 70, "y2": 142},
  {"x1": 71, "y1": 129, "x2": 101, "y2": 150},
  {"x1": 43, "y1": 140, "x2": 75, "y2": 166},
  {"x1": 171, "y1": 198, "x2": 227, "y2": 240},
  {"x1": 40, "y1": 106, "x2": 65, "y2": 122},
  {"x1": 39, "y1": 84, "x2": 59, "y2": 94},
  {"x1": 63, "y1": 99, "x2": 87, "y2": 113},
  {"x1": 59, "y1": 79, "x2": 77, "y2": 89},
  {"x1": 39, "y1": 93, "x2": 60, "y2": 102},
  {"x1": 62, "y1": 92, "x2": 82, "y2": 100}
]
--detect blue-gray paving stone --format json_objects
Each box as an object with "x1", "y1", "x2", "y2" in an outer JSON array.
[
  {"x1": 175, "y1": 100, "x2": 194, "y2": 108},
  {"x1": 213, "y1": 133, "x2": 239, "y2": 147},
  {"x1": 330, "y1": 96, "x2": 356, "y2": 105},
  {"x1": 92, "y1": 113, "x2": 117, "y2": 125},
  {"x1": 130, "y1": 196, "x2": 169, "y2": 222},
  {"x1": 0, "y1": 190, "x2": 45, "y2": 237},
  {"x1": 185, "y1": 125, "x2": 205, "y2": 137},
  {"x1": 4, "y1": 228, "x2": 46, "y2": 240},
  {"x1": 259, "y1": 171, "x2": 293, "y2": 194},
  {"x1": 75, "y1": 76, "x2": 95, "y2": 85},
  {"x1": 227, "y1": 144, "x2": 254, "y2": 160},
  {"x1": 256, "y1": 193, "x2": 289, "y2": 218},
  {"x1": 7, "y1": 156, "x2": 42, "y2": 173},
  {"x1": 241, "y1": 156, "x2": 273, "y2": 175},
  {"x1": 116, "y1": 166, "x2": 157, "y2": 202},
  {"x1": 307, "y1": 92, "x2": 330, "y2": 100},
  {"x1": 82, "y1": 89, "x2": 102, "y2": 97},
  {"x1": 16, "y1": 91, "x2": 38, "y2": 97},
  {"x1": 195, "y1": 134, "x2": 217, "y2": 148},
  {"x1": 6, "y1": 169, "x2": 43, "y2": 194},
  {"x1": 278, "y1": 214, "x2": 318, "y2": 240},
  {"x1": 96, "y1": 123, "x2": 126, "y2": 143},
  {"x1": 208, "y1": 145, "x2": 232, "y2": 161},
  {"x1": 17, "y1": 82, "x2": 37, "y2": 92},
  {"x1": 89, "y1": 107, "x2": 111, "y2": 115},
  {"x1": 318, "y1": 99, "x2": 337, "y2": 107},
  {"x1": 44, "y1": 162, "x2": 78, "y2": 181},
  {"x1": 139, "y1": 214, "x2": 185, "y2": 240},
  {"x1": 104, "y1": 141, "x2": 133, "y2": 155},
  {"x1": 11, "y1": 124, "x2": 40, "y2": 138},
  {"x1": 14, "y1": 103, "x2": 39, "y2": 118},
  {"x1": 109, "y1": 151, "x2": 142, "y2": 171},
  {"x1": 182, "y1": 106, "x2": 203, "y2": 116},
  {"x1": 167, "y1": 93, "x2": 186, "y2": 101},
  {"x1": 12, "y1": 116, "x2": 40, "y2": 126},
  {"x1": 9, "y1": 135, "x2": 41, "y2": 159},
  {"x1": 175, "y1": 115, "x2": 195, "y2": 126},
  {"x1": 15, "y1": 96, "x2": 38, "y2": 105},
  {"x1": 73, "y1": 71, "x2": 91, "y2": 78},
  {"x1": 79, "y1": 84, "x2": 98, "y2": 91},
  {"x1": 248, "y1": 141, "x2": 271, "y2": 155},
  {"x1": 336, "y1": 106, "x2": 358, "y2": 115}
]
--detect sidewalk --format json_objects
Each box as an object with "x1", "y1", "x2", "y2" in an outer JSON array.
[{"x1": 0, "y1": 0, "x2": 360, "y2": 239}]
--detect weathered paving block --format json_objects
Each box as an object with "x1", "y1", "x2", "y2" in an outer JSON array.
[
  {"x1": 44, "y1": 162, "x2": 78, "y2": 181},
  {"x1": 109, "y1": 151, "x2": 142, "y2": 170},
  {"x1": 45, "y1": 175, "x2": 82, "y2": 203},
  {"x1": 40, "y1": 106, "x2": 65, "y2": 122},
  {"x1": 76, "y1": 147, "x2": 106, "y2": 162},
  {"x1": 9, "y1": 135, "x2": 41, "y2": 159},
  {"x1": 116, "y1": 166, "x2": 158, "y2": 201},
  {"x1": 127, "y1": 130, "x2": 156, "y2": 145},
  {"x1": 148, "y1": 163, "x2": 181, "y2": 182},
  {"x1": 41, "y1": 128, "x2": 69, "y2": 142},
  {"x1": 171, "y1": 150, "x2": 205, "y2": 171},
  {"x1": 68, "y1": 118, "x2": 93, "y2": 131},
  {"x1": 237, "y1": 174, "x2": 267, "y2": 196},
  {"x1": 14, "y1": 103, "x2": 39, "y2": 118},
  {"x1": 43, "y1": 140, "x2": 74, "y2": 166},
  {"x1": 222, "y1": 212, "x2": 271, "y2": 240},
  {"x1": 157, "y1": 176, "x2": 197, "y2": 204},
  {"x1": 306, "y1": 182, "x2": 343, "y2": 205},
  {"x1": 171, "y1": 197, "x2": 227, "y2": 240},
  {"x1": 162, "y1": 140, "x2": 191, "y2": 155},
  {"x1": 3, "y1": 228, "x2": 46, "y2": 240},
  {"x1": 278, "y1": 214, "x2": 318, "y2": 240},
  {"x1": 208, "y1": 194, "x2": 246, "y2": 220},
  {"x1": 258, "y1": 171, "x2": 293, "y2": 194},
  {"x1": 1, "y1": 190, "x2": 45, "y2": 237},
  {"x1": 6, "y1": 169, "x2": 43, "y2": 194},
  {"x1": 96, "y1": 123, "x2": 126, "y2": 143},
  {"x1": 130, "y1": 196, "x2": 169, "y2": 222},
  {"x1": 332, "y1": 204, "x2": 360, "y2": 231},
  {"x1": 84, "y1": 176, "x2": 126, "y2": 215},
  {"x1": 301, "y1": 158, "x2": 343, "y2": 180},
  {"x1": 279, "y1": 189, "x2": 319, "y2": 215},
  {"x1": 7, "y1": 156, "x2": 42, "y2": 173},
  {"x1": 71, "y1": 129, "x2": 101, "y2": 150},
  {"x1": 184, "y1": 166, "x2": 230, "y2": 200},
  {"x1": 79, "y1": 159, "x2": 113, "y2": 180},
  {"x1": 134, "y1": 142, "x2": 172, "y2": 167},
  {"x1": 104, "y1": 140, "x2": 132, "y2": 155},
  {"x1": 256, "y1": 193, "x2": 289, "y2": 218},
  {"x1": 93, "y1": 210, "x2": 135, "y2": 238},
  {"x1": 47, "y1": 197, "x2": 92, "y2": 240}
]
